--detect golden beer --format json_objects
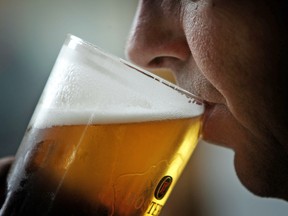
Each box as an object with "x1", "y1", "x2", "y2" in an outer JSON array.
[
  {"x1": 0, "y1": 35, "x2": 204, "y2": 216},
  {"x1": 1, "y1": 117, "x2": 201, "y2": 215}
]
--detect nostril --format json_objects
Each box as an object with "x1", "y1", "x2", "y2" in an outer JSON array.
[
  {"x1": 148, "y1": 56, "x2": 182, "y2": 68},
  {"x1": 148, "y1": 57, "x2": 164, "y2": 67}
]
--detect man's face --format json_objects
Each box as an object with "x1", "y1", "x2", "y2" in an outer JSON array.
[{"x1": 126, "y1": 0, "x2": 288, "y2": 199}]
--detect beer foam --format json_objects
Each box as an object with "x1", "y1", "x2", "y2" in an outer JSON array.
[
  {"x1": 32, "y1": 107, "x2": 189, "y2": 129},
  {"x1": 31, "y1": 36, "x2": 204, "y2": 128}
]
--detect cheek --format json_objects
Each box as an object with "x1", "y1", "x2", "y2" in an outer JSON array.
[
  {"x1": 183, "y1": 3, "x2": 280, "y2": 96},
  {"x1": 183, "y1": 4, "x2": 280, "y2": 140},
  {"x1": 183, "y1": 7, "x2": 241, "y2": 96}
]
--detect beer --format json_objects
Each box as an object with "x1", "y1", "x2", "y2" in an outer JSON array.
[
  {"x1": 1, "y1": 116, "x2": 201, "y2": 216},
  {"x1": 0, "y1": 35, "x2": 204, "y2": 216}
]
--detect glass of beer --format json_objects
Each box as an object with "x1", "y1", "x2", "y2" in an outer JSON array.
[{"x1": 0, "y1": 35, "x2": 204, "y2": 216}]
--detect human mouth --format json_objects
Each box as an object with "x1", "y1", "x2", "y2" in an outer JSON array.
[{"x1": 201, "y1": 102, "x2": 236, "y2": 149}]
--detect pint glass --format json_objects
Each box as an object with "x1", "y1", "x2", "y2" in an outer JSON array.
[{"x1": 0, "y1": 35, "x2": 204, "y2": 216}]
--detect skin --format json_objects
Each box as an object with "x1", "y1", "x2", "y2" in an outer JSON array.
[{"x1": 126, "y1": 0, "x2": 288, "y2": 200}]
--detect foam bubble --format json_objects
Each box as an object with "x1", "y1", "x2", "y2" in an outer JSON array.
[{"x1": 31, "y1": 36, "x2": 204, "y2": 128}]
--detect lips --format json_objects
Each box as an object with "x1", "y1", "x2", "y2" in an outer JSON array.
[
  {"x1": 202, "y1": 102, "x2": 216, "y2": 139},
  {"x1": 201, "y1": 102, "x2": 236, "y2": 149}
]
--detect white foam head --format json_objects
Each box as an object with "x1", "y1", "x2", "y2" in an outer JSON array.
[{"x1": 31, "y1": 35, "x2": 204, "y2": 128}]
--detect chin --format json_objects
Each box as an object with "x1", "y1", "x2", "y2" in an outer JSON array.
[
  {"x1": 202, "y1": 103, "x2": 288, "y2": 201},
  {"x1": 233, "y1": 147, "x2": 288, "y2": 201}
]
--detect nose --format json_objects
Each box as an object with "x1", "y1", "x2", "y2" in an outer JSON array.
[{"x1": 125, "y1": 0, "x2": 191, "y2": 70}]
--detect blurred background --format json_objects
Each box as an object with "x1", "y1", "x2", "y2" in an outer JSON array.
[{"x1": 0, "y1": 0, "x2": 287, "y2": 215}]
